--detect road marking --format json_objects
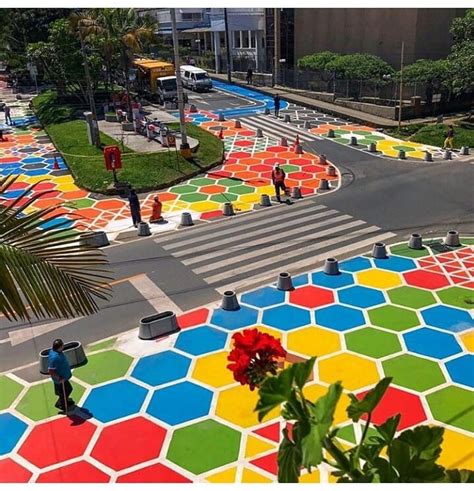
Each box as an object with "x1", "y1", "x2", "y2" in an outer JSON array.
[
  {"x1": 129, "y1": 275, "x2": 183, "y2": 314},
  {"x1": 8, "y1": 319, "x2": 75, "y2": 346}
]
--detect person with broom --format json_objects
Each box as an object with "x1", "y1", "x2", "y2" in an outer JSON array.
[{"x1": 48, "y1": 339, "x2": 74, "y2": 412}]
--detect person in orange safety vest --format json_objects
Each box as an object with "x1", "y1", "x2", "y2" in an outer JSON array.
[
  {"x1": 271, "y1": 163, "x2": 288, "y2": 203},
  {"x1": 150, "y1": 195, "x2": 164, "y2": 223}
]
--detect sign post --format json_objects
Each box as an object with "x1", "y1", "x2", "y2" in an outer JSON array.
[{"x1": 103, "y1": 146, "x2": 122, "y2": 183}]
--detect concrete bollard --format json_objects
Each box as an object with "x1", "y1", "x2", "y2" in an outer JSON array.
[
  {"x1": 223, "y1": 202, "x2": 235, "y2": 216},
  {"x1": 327, "y1": 129, "x2": 335, "y2": 138},
  {"x1": 368, "y1": 142, "x2": 377, "y2": 153},
  {"x1": 295, "y1": 144, "x2": 303, "y2": 154},
  {"x1": 318, "y1": 179, "x2": 329, "y2": 191},
  {"x1": 350, "y1": 136, "x2": 358, "y2": 146},
  {"x1": 189, "y1": 104, "x2": 198, "y2": 113},
  {"x1": 304, "y1": 121, "x2": 312, "y2": 129},
  {"x1": 218, "y1": 112, "x2": 225, "y2": 122},
  {"x1": 323, "y1": 258, "x2": 340, "y2": 275},
  {"x1": 137, "y1": 222, "x2": 151, "y2": 236},
  {"x1": 284, "y1": 114, "x2": 291, "y2": 123},
  {"x1": 277, "y1": 272, "x2": 294, "y2": 291},
  {"x1": 424, "y1": 151, "x2": 433, "y2": 162},
  {"x1": 260, "y1": 194, "x2": 272, "y2": 207},
  {"x1": 234, "y1": 120, "x2": 242, "y2": 129},
  {"x1": 444, "y1": 150, "x2": 452, "y2": 160},
  {"x1": 80, "y1": 231, "x2": 110, "y2": 248},
  {"x1": 265, "y1": 108, "x2": 271, "y2": 115},
  {"x1": 291, "y1": 187, "x2": 302, "y2": 199},
  {"x1": 372, "y1": 242, "x2": 388, "y2": 259},
  {"x1": 398, "y1": 149, "x2": 406, "y2": 160},
  {"x1": 408, "y1": 233, "x2": 423, "y2": 250},
  {"x1": 279, "y1": 137, "x2": 288, "y2": 147},
  {"x1": 256, "y1": 128, "x2": 263, "y2": 138},
  {"x1": 221, "y1": 290, "x2": 240, "y2": 311},
  {"x1": 445, "y1": 230, "x2": 460, "y2": 247},
  {"x1": 461, "y1": 146, "x2": 470, "y2": 156},
  {"x1": 327, "y1": 165, "x2": 336, "y2": 177},
  {"x1": 319, "y1": 154, "x2": 327, "y2": 165},
  {"x1": 180, "y1": 212, "x2": 194, "y2": 226}
]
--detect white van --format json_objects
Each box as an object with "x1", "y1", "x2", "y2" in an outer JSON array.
[{"x1": 180, "y1": 65, "x2": 213, "y2": 92}]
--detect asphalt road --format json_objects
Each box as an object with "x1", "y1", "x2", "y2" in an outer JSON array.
[{"x1": 1, "y1": 87, "x2": 473, "y2": 374}]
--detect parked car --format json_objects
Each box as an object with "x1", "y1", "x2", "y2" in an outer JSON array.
[{"x1": 180, "y1": 65, "x2": 213, "y2": 92}]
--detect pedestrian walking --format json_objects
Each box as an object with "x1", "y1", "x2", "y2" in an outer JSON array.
[
  {"x1": 274, "y1": 94, "x2": 281, "y2": 118},
  {"x1": 443, "y1": 124, "x2": 455, "y2": 150},
  {"x1": 246, "y1": 67, "x2": 253, "y2": 85},
  {"x1": 4, "y1": 104, "x2": 12, "y2": 125},
  {"x1": 272, "y1": 163, "x2": 288, "y2": 203},
  {"x1": 128, "y1": 186, "x2": 142, "y2": 227},
  {"x1": 48, "y1": 339, "x2": 74, "y2": 412}
]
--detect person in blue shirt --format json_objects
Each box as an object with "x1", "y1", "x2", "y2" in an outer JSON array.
[{"x1": 48, "y1": 339, "x2": 74, "y2": 411}]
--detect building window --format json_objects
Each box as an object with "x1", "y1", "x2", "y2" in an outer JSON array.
[
  {"x1": 181, "y1": 13, "x2": 202, "y2": 22},
  {"x1": 234, "y1": 31, "x2": 241, "y2": 48},
  {"x1": 242, "y1": 30, "x2": 250, "y2": 48}
]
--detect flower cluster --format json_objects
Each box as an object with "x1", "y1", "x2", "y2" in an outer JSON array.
[{"x1": 227, "y1": 328, "x2": 287, "y2": 390}]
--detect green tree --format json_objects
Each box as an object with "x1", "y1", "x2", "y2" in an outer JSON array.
[
  {"x1": 402, "y1": 59, "x2": 449, "y2": 85},
  {"x1": 0, "y1": 175, "x2": 111, "y2": 322},
  {"x1": 297, "y1": 51, "x2": 340, "y2": 71},
  {"x1": 326, "y1": 53, "x2": 395, "y2": 81}
]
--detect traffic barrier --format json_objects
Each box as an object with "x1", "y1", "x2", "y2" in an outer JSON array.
[
  {"x1": 260, "y1": 194, "x2": 271, "y2": 206},
  {"x1": 223, "y1": 202, "x2": 235, "y2": 216},
  {"x1": 218, "y1": 112, "x2": 225, "y2": 122},
  {"x1": 291, "y1": 187, "x2": 302, "y2": 199},
  {"x1": 424, "y1": 151, "x2": 433, "y2": 162},
  {"x1": 372, "y1": 242, "x2": 388, "y2": 259},
  {"x1": 304, "y1": 121, "x2": 311, "y2": 129},
  {"x1": 461, "y1": 146, "x2": 470, "y2": 155},
  {"x1": 256, "y1": 128, "x2": 263, "y2": 138},
  {"x1": 189, "y1": 104, "x2": 198, "y2": 113},
  {"x1": 319, "y1": 154, "x2": 327, "y2": 165},
  {"x1": 327, "y1": 129, "x2": 335, "y2": 138},
  {"x1": 180, "y1": 212, "x2": 194, "y2": 226},
  {"x1": 398, "y1": 149, "x2": 406, "y2": 160},
  {"x1": 368, "y1": 142, "x2": 377, "y2": 153},
  {"x1": 327, "y1": 165, "x2": 336, "y2": 177},
  {"x1": 277, "y1": 272, "x2": 294, "y2": 291},
  {"x1": 408, "y1": 233, "x2": 423, "y2": 250},
  {"x1": 279, "y1": 137, "x2": 288, "y2": 146},
  {"x1": 221, "y1": 290, "x2": 240, "y2": 311},
  {"x1": 284, "y1": 114, "x2": 291, "y2": 123},
  {"x1": 323, "y1": 258, "x2": 340, "y2": 275},
  {"x1": 295, "y1": 144, "x2": 303, "y2": 155},
  {"x1": 444, "y1": 230, "x2": 460, "y2": 247},
  {"x1": 318, "y1": 179, "x2": 329, "y2": 191},
  {"x1": 138, "y1": 222, "x2": 151, "y2": 236},
  {"x1": 443, "y1": 150, "x2": 452, "y2": 160},
  {"x1": 350, "y1": 136, "x2": 358, "y2": 146},
  {"x1": 234, "y1": 120, "x2": 242, "y2": 128}
]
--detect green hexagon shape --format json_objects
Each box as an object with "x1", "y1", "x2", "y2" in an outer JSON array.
[
  {"x1": 231, "y1": 185, "x2": 255, "y2": 195},
  {"x1": 71, "y1": 198, "x2": 96, "y2": 210},
  {"x1": 217, "y1": 178, "x2": 243, "y2": 187},
  {"x1": 188, "y1": 177, "x2": 216, "y2": 186},
  {"x1": 0, "y1": 375, "x2": 24, "y2": 410},
  {"x1": 169, "y1": 184, "x2": 198, "y2": 194},
  {"x1": 437, "y1": 287, "x2": 474, "y2": 310},
  {"x1": 210, "y1": 193, "x2": 238, "y2": 203},
  {"x1": 382, "y1": 354, "x2": 445, "y2": 392},
  {"x1": 390, "y1": 244, "x2": 430, "y2": 258},
  {"x1": 16, "y1": 381, "x2": 86, "y2": 421},
  {"x1": 167, "y1": 419, "x2": 241, "y2": 475},
  {"x1": 427, "y1": 386, "x2": 474, "y2": 433},
  {"x1": 73, "y1": 350, "x2": 133, "y2": 385},
  {"x1": 180, "y1": 192, "x2": 209, "y2": 203},
  {"x1": 388, "y1": 286, "x2": 436, "y2": 309},
  {"x1": 368, "y1": 305, "x2": 419, "y2": 332},
  {"x1": 281, "y1": 164, "x2": 299, "y2": 173},
  {"x1": 345, "y1": 327, "x2": 402, "y2": 359}
]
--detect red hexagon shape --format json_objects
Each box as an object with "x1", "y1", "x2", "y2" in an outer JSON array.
[
  {"x1": 18, "y1": 418, "x2": 97, "y2": 468},
  {"x1": 356, "y1": 386, "x2": 427, "y2": 430},
  {"x1": 177, "y1": 308, "x2": 209, "y2": 329},
  {"x1": 90, "y1": 417, "x2": 166, "y2": 471},
  {"x1": 116, "y1": 463, "x2": 192, "y2": 483},
  {"x1": 36, "y1": 461, "x2": 110, "y2": 483},
  {"x1": 404, "y1": 270, "x2": 450, "y2": 290},
  {"x1": 0, "y1": 458, "x2": 33, "y2": 483},
  {"x1": 289, "y1": 286, "x2": 334, "y2": 308}
]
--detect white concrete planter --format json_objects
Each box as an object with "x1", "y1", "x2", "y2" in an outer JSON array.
[
  {"x1": 139, "y1": 311, "x2": 179, "y2": 340},
  {"x1": 39, "y1": 341, "x2": 87, "y2": 375},
  {"x1": 105, "y1": 114, "x2": 118, "y2": 122}
]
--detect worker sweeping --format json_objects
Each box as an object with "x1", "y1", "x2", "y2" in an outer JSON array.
[
  {"x1": 48, "y1": 339, "x2": 74, "y2": 413},
  {"x1": 271, "y1": 163, "x2": 288, "y2": 203},
  {"x1": 150, "y1": 195, "x2": 164, "y2": 223}
]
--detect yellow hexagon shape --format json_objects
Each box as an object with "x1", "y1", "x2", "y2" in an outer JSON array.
[
  {"x1": 438, "y1": 429, "x2": 474, "y2": 470},
  {"x1": 288, "y1": 326, "x2": 340, "y2": 358},
  {"x1": 357, "y1": 269, "x2": 402, "y2": 289},
  {"x1": 192, "y1": 351, "x2": 235, "y2": 388},
  {"x1": 216, "y1": 385, "x2": 279, "y2": 428},
  {"x1": 299, "y1": 470, "x2": 321, "y2": 483},
  {"x1": 206, "y1": 467, "x2": 237, "y2": 483},
  {"x1": 318, "y1": 353, "x2": 380, "y2": 391},
  {"x1": 303, "y1": 383, "x2": 351, "y2": 425},
  {"x1": 238, "y1": 193, "x2": 261, "y2": 204},
  {"x1": 232, "y1": 325, "x2": 284, "y2": 344},
  {"x1": 233, "y1": 202, "x2": 254, "y2": 212},
  {"x1": 188, "y1": 201, "x2": 220, "y2": 212},
  {"x1": 256, "y1": 185, "x2": 276, "y2": 196},
  {"x1": 460, "y1": 330, "x2": 474, "y2": 352}
]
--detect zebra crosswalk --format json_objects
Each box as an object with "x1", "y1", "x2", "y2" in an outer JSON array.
[
  {"x1": 238, "y1": 114, "x2": 322, "y2": 143},
  {"x1": 158, "y1": 200, "x2": 396, "y2": 294}
]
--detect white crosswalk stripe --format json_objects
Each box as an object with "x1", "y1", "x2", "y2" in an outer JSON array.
[
  {"x1": 158, "y1": 200, "x2": 397, "y2": 293},
  {"x1": 239, "y1": 114, "x2": 322, "y2": 142}
]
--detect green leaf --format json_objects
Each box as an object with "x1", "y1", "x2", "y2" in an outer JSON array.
[
  {"x1": 277, "y1": 428, "x2": 302, "y2": 483},
  {"x1": 445, "y1": 469, "x2": 474, "y2": 483},
  {"x1": 347, "y1": 377, "x2": 392, "y2": 422},
  {"x1": 375, "y1": 414, "x2": 401, "y2": 444},
  {"x1": 397, "y1": 425, "x2": 444, "y2": 463},
  {"x1": 256, "y1": 365, "x2": 294, "y2": 422},
  {"x1": 293, "y1": 357, "x2": 316, "y2": 390}
]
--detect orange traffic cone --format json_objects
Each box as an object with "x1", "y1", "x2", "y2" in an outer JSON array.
[
  {"x1": 218, "y1": 128, "x2": 224, "y2": 140},
  {"x1": 294, "y1": 134, "x2": 300, "y2": 146},
  {"x1": 53, "y1": 156, "x2": 60, "y2": 170}
]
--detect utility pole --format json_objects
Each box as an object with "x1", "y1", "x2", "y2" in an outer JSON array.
[
  {"x1": 170, "y1": 9, "x2": 191, "y2": 158},
  {"x1": 224, "y1": 8, "x2": 232, "y2": 83},
  {"x1": 398, "y1": 41, "x2": 405, "y2": 131},
  {"x1": 273, "y1": 8, "x2": 281, "y2": 87}
]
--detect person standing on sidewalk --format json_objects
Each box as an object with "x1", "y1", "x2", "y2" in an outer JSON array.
[
  {"x1": 443, "y1": 124, "x2": 455, "y2": 150},
  {"x1": 128, "y1": 186, "x2": 142, "y2": 227},
  {"x1": 274, "y1": 94, "x2": 281, "y2": 118},
  {"x1": 48, "y1": 339, "x2": 74, "y2": 412},
  {"x1": 272, "y1": 163, "x2": 288, "y2": 203},
  {"x1": 4, "y1": 104, "x2": 12, "y2": 125},
  {"x1": 246, "y1": 67, "x2": 253, "y2": 85}
]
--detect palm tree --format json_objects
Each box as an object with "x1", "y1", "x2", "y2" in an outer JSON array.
[{"x1": 0, "y1": 175, "x2": 111, "y2": 322}]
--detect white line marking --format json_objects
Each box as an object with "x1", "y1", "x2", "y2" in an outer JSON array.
[
  {"x1": 129, "y1": 275, "x2": 183, "y2": 314},
  {"x1": 8, "y1": 319, "x2": 75, "y2": 346}
]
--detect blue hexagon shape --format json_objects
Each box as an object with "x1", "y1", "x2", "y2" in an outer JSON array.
[
  {"x1": 241, "y1": 286, "x2": 286, "y2": 308},
  {"x1": 147, "y1": 381, "x2": 213, "y2": 425},
  {"x1": 175, "y1": 326, "x2": 227, "y2": 356},
  {"x1": 292, "y1": 273, "x2": 310, "y2": 287},
  {"x1": 338, "y1": 286, "x2": 385, "y2": 308},
  {"x1": 132, "y1": 351, "x2": 191, "y2": 386},
  {"x1": 422, "y1": 305, "x2": 474, "y2": 333},
  {"x1": 403, "y1": 327, "x2": 462, "y2": 359},
  {"x1": 374, "y1": 256, "x2": 416, "y2": 272},
  {"x1": 311, "y1": 271, "x2": 354, "y2": 289},
  {"x1": 445, "y1": 355, "x2": 474, "y2": 388},
  {"x1": 84, "y1": 380, "x2": 148, "y2": 423},
  {"x1": 211, "y1": 306, "x2": 259, "y2": 331},
  {"x1": 262, "y1": 305, "x2": 311, "y2": 331},
  {"x1": 316, "y1": 305, "x2": 366, "y2": 332},
  {"x1": 0, "y1": 413, "x2": 27, "y2": 455},
  {"x1": 339, "y1": 256, "x2": 372, "y2": 272}
]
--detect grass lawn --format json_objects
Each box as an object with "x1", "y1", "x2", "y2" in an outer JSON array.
[{"x1": 34, "y1": 92, "x2": 223, "y2": 194}]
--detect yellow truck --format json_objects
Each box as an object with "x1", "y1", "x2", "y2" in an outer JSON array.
[{"x1": 133, "y1": 58, "x2": 177, "y2": 103}]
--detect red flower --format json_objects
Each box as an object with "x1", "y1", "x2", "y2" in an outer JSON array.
[{"x1": 227, "y1": 329, "x2": 287, "y2": 390}]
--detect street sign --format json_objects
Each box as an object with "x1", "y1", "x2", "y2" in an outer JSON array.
[
  {"x1": 166, "y1": 133, "x2": 176, "y2": 148},
  {"x1": 432, "y1": 93, "x2": 442, "y2": 103}
]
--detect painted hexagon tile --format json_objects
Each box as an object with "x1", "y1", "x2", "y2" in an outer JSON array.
[
  {"x1": 369, "y1": 305, "x2": 420, "y2": 332},
  {"x1": 0, "y1": 375, "x2": 23, "y2": 410},
  {"x1": 36, "y1": 461, "x2": 110, "y2": 483},
  {"x1": 287, "y1": 326, "x2": 341, "y2": 357},
  {"x1": 262, "y1": 305, "x2": 311, "y2": 331},
  {"x1": 0, "y1": 413, "x2": 28, "y2": 456},
  {"x1": 403, "y1": 327, "x2": 462, "y2": 359},
  {"x1": 345, "y1": 327, "x2": 402, "y2": 359},
  {"x1": 422, "y1": 305, "x2": 474, "y2": 333},
  {"x1": 241, "y1": 286, "x2": 286, "y2": 308},
  {"x1": 0, "y1": 458, "x2": 33, "y2": 483},
  {"x1": 73, "y1": 350, "x2": 133, "y2": 385},
  {"x1": 192, "y1": 351, "x2": 236, "y2": 388},
  {"x1": 427, "y1": 386, "x2": 474, "y2": 432},
  {"x1": 437, "y1": 286, "x2": 474, "y2": 310},
  {"x1": 315, "y1": 304, "x2": 366, "y2": 332},
  {"x1": 388, "y1": 286, "x2": 436, "y2": 309},
  {"x1": 175, "y1": 326, "x2": 228, "y2": 356},
  {"x1": 338, "y1": 285, "x2": 385, "y2": 308},
  {"x1": 445, "y1": 354, "x2": 474, "y2": 389}
]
